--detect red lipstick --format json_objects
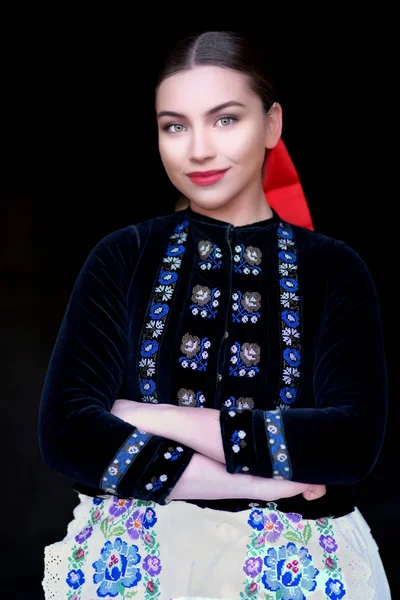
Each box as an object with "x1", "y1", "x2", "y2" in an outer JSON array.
[{"x1": 186, "y1": 168, "x2": 230, "y2": 187}]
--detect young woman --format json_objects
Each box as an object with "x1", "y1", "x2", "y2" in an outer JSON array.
[{"x1": 40, "y1": 31, "x2": 390, "y2": 599}]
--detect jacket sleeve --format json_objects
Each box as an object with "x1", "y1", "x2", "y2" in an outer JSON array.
[
  {"x1": 38, "y1": 227, "x2": 194, "y2": 503},
  {"x1": 220, "y1": 240, "x2": 388, "y2": 485}
]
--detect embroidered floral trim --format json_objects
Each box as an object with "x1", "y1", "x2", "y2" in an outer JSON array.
[
  {"x1": 316, "y1": 517, "x2": 346, "y2": 599},
  {"x1": 190, "y1": 285, "x2": 221, "y2": 318},
  {"x1": 66, "y1": 498, "x2": 105, "y2": 599},
  {"x1": 229, "y1": 342, "x2": 260, "y2": 377},
  {"x1": 264, "y1": 408, "x2": 292, "y2": 480},
  {"x1": 232, "y1": 291, "x2": 261, "y2": 323},
  {"x1": 65, "y1": 498, "x2": 166, "y2": 599},
  {"x1": 240, "y1": 505, "x2": 330, "y2": 599},
  {"x1": 141, "y1": 505, "x2": 162, "y2": 599},
  {"x1": 177, "y1": 388, "x2": 206, "y2": 407},
  {"x1": 179, "y1": 334, "x2": 211, "y2": 371},
  {"x1": 100, "y1": 501, "x2": 162, "y2": 599},
  {"x1": 231, "y1": 429, "x2": 247, "y2": 453},
  {"x1": 224, "y1": 396, "x2": 255, "y2": 410},
  {"x1": 220, "y1": 407, "x2": 254, "y2": 474},
  {"x1": 262, "y1": 542, "x2": 319, "y2": 596},
  {"x1": 100, "y1": 430, "x2": 152, "y2": 494},
  {"x1": 92, "y1": 502, "x2": 157, "y2": 598},
  {"x1": 198, "y1": 240, "x2": 223, "y2": 270},
  {"x1": 163, "y1": 446, "x2": 184, "y2": 461},
  {"x1": 138, "y1": 220, "x2": 189, "y2": 402},
  {"x1": 143, "y1": 474, "x2": 167, "y2": 494},
  {"x1": 233, "y1": 244, "x2": 262, "y2": 275},
  {"x1": 277, "y1": 223, "x2": 302, "y2": 409},
  {"x1": 137, "y1": 440, "x2": 191, "y2": 501}
]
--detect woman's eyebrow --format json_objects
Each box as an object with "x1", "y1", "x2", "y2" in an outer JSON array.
[{"x1": 157, "y1": 100, "x2": 246, "y2": 120}]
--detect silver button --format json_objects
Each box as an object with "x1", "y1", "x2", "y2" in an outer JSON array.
[
  {"x1": 218, "y1": 374, "x2": 223, "y2": 382},
  {"x1": 224, "y1": 331, "x2": 229, "y2": 339}
]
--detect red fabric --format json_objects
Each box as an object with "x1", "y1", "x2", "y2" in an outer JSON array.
[{"x1": 263, "y1": 139, "x2": 314, "y2": 230}]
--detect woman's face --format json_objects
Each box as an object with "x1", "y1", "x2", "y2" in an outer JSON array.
[{"x1": 156, "y1": 65, "x2": 281, "y2": 213}]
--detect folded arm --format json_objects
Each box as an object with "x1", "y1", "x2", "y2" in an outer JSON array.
[
  {"x1": 111, "y1": 400, "x2": 326, "y2": 501},
  {"x1": 38, "y1": 226, "x2": 319, "y2": 506},
  {"x1": 112, "y1": 241, "x2": 388, "y2": 489},
  {"x1": 167, "y1": 453, "x2": 325, "y2": 503}
]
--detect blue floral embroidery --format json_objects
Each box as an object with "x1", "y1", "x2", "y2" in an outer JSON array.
[
  {"x1": 278, "y1": 225, "x2": 294, "y2": 242},
  {"x1": 66, "y1": 568, "x2": 85, "y2": 590},
  {"x1": 316, "y1": 517, "x2": 346, "y2": 595},
  {"x1": 179, "y1": 334, "x2": 211, "y2": 371},
  {"x1": 171, "y1": 220, "x2": 189, "y2": 242},
  {"x1": 264, "y1": 409, "x2": 292, "y2": 480},
  {"x1": 145, "y1": 473, "x2": 168, "y2": 493},
  {"x1": 224, "y1": 396, "x2": 255, "y2": 410},
  {"x1": 277, "y1": 222, "x2": 301, "y2": 410},
  {"x1": 158, "y1": 269, "x2": 178, "y2": 285},
  {"x1": 248, "y1": 508, "x2": 265, "y2": 531},
  {"x1": 262, "y1": 542, "x2": 319, "y2": 597},
  {"x1": 149, "y1": 303, "x2": 169, "y2": 320},
  {"x1": 166, "y1": 243, "x2": 185, "y2": 257},
  {"x1": 222, "y1": 408, "x2": 251, "y2": 472},
  {"x1": 92, "y1": 537, "x2": 142, "y2": 597},
  {"x1": 283, "y1": 347, "x2": 301, "y2": 368},
  {"x1": 140, "y1": 379, "x2": 156, "y2": 397},
  {"x1": 163, "y1": 446, "x2": 184, "y2": 461},
  {"x1": 198, "y1": 240, "x2": 223, "y2": 270},
  {"x1": 325, "y1": 578, "x2": 346, "y2": 599},
  {"x1": 100, "y1": 430, "x2": 152, "y2": 494},
  {"x1": 142, "y1": 506, "x2": 158, "y2": 529},
  {"x1": 229, "y1": 342, "x2": 260, "y2": 377},
  {"x1": 178, "y1": 388, "x2": 206, "y2": 407},
  {"x1": 282, "y1": 309, "x2": 300, "y2": 328},
  {"x1": 279, "y1": 386, "x2": 297, "y2": 405},
  {"x1": 231, "y1": 429, "x2": 247, "y2": 454},
  {"x1": 142, "y1": 444, "x2": 187, "y2": 498},
  {"x1": 140, "y1": 340, "x2": 158, "y2": 358},
  {"x1": 138, "y1": 220, "x2": 189, "y2": 402},
  {"x1": 280, "y1": 277, "x2": 299, "y2": 292},
  {"x1": 233, "y1": 244, "x2": 262, "y2": 275},
  {"x1": 163, "y1": 243, "x2": 185, "y2": 270},
  {"x1": 232, "y1": 291, "x2": 261, "y2": 323},
  {"x1": 190, "y1": 285, "x2": 221, "y2": 318}
]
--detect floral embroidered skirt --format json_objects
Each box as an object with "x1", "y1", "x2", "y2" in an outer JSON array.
[{"x1": 42, "y1": 493, "x2": 391, "y2": 600}]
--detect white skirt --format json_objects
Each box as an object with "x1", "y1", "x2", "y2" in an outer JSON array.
[{"x1": 42, "y1": 493, "x2": 391, "y2": 599}]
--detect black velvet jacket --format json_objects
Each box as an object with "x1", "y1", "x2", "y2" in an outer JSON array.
[{"x1": 39, "y1": 207, "x2": 388, "y2": 519}]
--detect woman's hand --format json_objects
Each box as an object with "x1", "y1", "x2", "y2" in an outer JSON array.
[
  {"x1": 302, "y1": 484, "x2": 326, "y2": 501},
  {"x1": 254, "y1": 477, "x2": 326, "y2": 502}
]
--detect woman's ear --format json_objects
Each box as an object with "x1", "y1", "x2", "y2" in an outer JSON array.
[{"x1": 265, "y1": 102, "x2": 283, "y2": 149}]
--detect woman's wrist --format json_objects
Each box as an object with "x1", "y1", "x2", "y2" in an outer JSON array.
[
  {"x1": 111, "y1": 399, "x2": 175, "y2": 434},
  {"x1": 130, "y1": 402, "x2": 175, "y2": 434},
  {"x1": 252, "y1": 476, "x2": 308, "y2": 502}
]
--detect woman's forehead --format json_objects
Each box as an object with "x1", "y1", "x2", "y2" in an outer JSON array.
[{"x1": 156, "y1": 65, "x2": 254, "y2": 113}]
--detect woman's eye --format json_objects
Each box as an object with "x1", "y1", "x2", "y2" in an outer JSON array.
[
  {"x1": 215, "y1": 116, "x2": 237, "y2": 127},
  {"x1": 166, "y1": 123, "x2": 187, "y2": 133}
]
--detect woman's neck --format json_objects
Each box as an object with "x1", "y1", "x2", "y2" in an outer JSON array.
[{"x1": 189, "y1": 187, "x2": 273, "y2": 227}]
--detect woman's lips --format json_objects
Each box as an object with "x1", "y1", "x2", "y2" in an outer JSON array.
[{"x1": 186, "y1": 168, "x2": 230, "y2": 186}]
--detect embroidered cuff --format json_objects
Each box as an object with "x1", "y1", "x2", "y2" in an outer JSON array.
[
  {"x1": 99, "y1": 429, "x2": 153, "y2": 495},
  {"x1": 220, "y1": 407, "x2": 259, "y2": 475},
  {"x1": 133, "y1": 438, "x2": 195, "y2": 505},
  {"x1": 265, "y1": 409, "x2": 292, "y2": 479}
]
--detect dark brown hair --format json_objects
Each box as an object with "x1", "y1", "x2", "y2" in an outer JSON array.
[{"x1": 155, "y1": 31, "x2": 276, "y2": 113}]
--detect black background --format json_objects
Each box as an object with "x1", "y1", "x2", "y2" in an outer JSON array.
[{"x1": 1, "y1": 10, "x2": 396, "y2": 598}]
